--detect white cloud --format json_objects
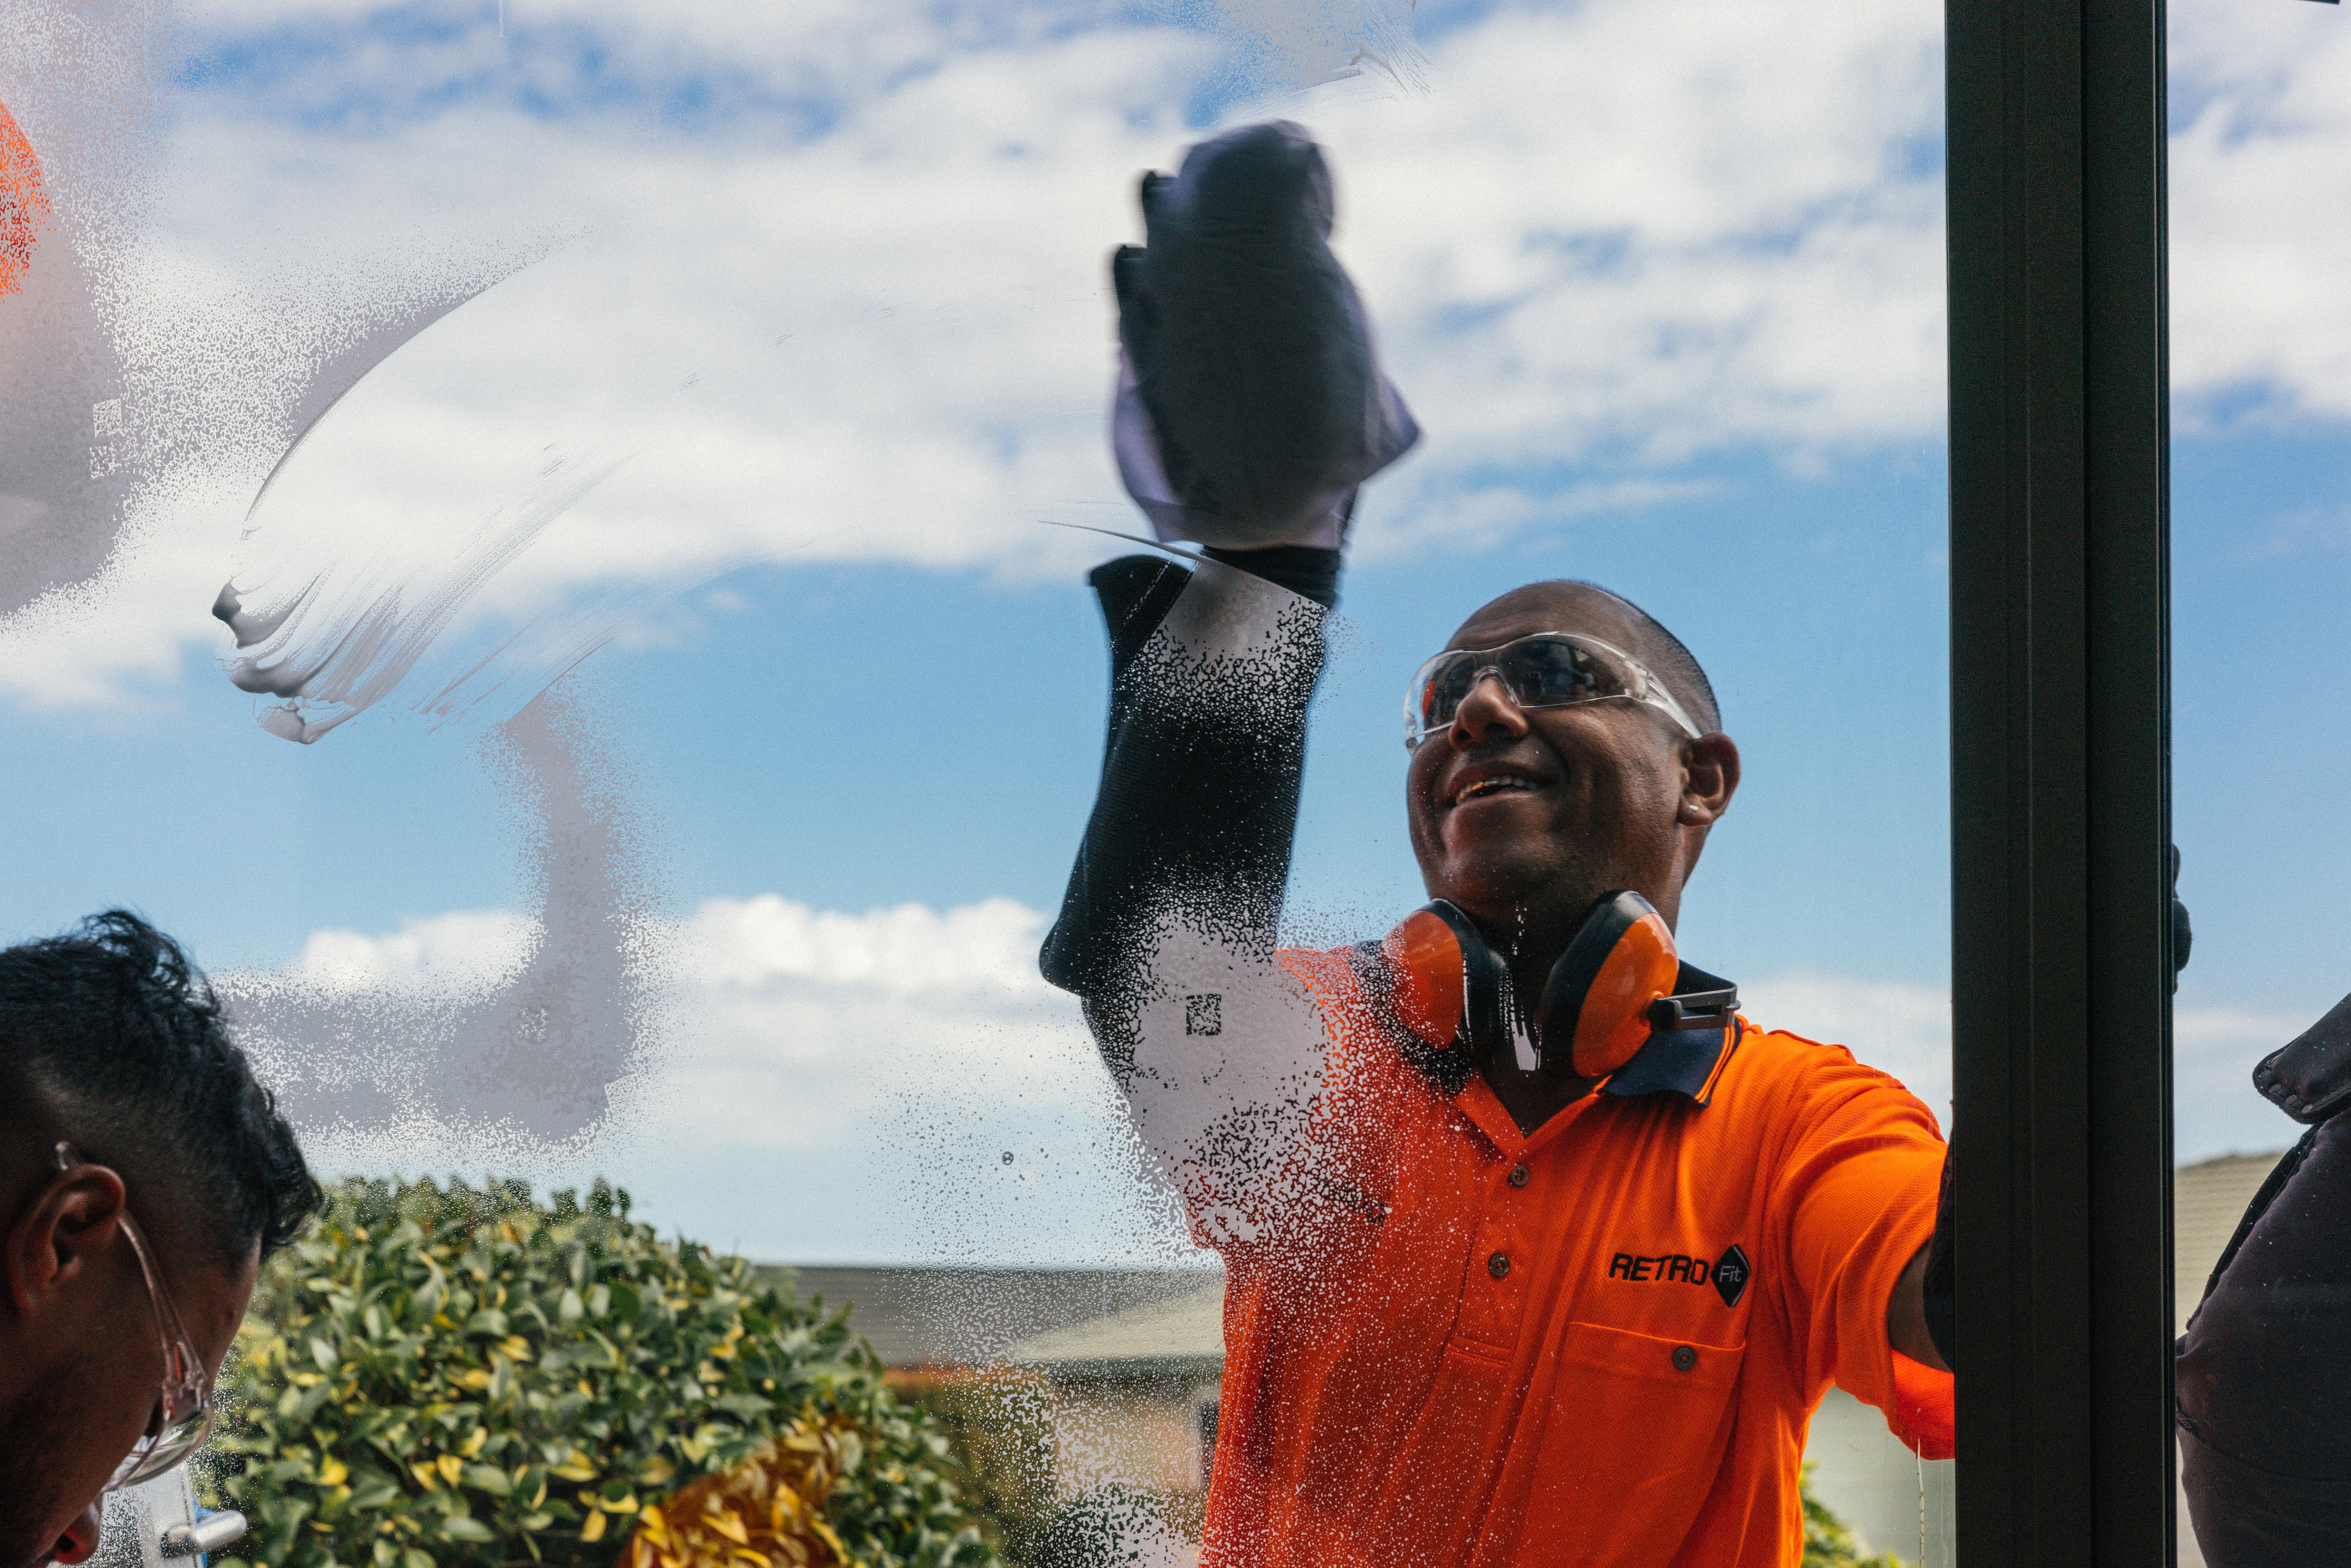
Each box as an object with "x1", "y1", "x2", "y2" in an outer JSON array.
[
  {"x1": 6, "y1": 0, "x2": 1963, "y2": 710},
  {"x1": 15, "y1": 0, "x2": 2351, "y2": 716},
  {"x1": 234, "y1": 891, "x2": 1181, "y2": 1261},
  {"x1": 666, "y1": 892, "x2": 1058, "y2": 994},
  {"x1": 631, "y1": 895, "x2": 1100, "y2": 1159},
  {"x1": 1739, "y1": 969, "x2": 1952, "y2": 1126},
  {"x1": 2169, "y1": 0, "x2": 2351, "y2": 429},
  {"x1": 2173, "y1": 1001, "x2": 2310, "y2": 1162},
  {"x1": 285, "y1": 906, "x2": 536, "y2": 995}
]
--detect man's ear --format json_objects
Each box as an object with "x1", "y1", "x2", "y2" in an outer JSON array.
[
  {"x1": 1677, "y1": 732, "x2": 1741, "y2": 828},
  {"x1": 7, "y1": 1163, "x2": 127, "y2": 1319}
]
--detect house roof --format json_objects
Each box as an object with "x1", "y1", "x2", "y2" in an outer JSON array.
[
  {"x1": 2174, "y1": 1148, "x2": 2291, "y2": 1330},
  {"x1": 1006, "y1": 1282, "x2": 1226, "y2": 1373},
  {"x1": 754, "y1": 1263, "x2": 1222, "y2": 1371}
]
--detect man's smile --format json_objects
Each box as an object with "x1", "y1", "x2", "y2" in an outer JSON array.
[{"x1": 1442, "y1": 759, "x2": 1555, "y2": 810}]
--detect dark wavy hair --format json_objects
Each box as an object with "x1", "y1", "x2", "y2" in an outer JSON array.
[{"x1": 0, "y1": 910, "x2": 322, "y2": 1267}]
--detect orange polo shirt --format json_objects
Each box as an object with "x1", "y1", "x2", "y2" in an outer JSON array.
[{"x1": 1192, "y1": 947, "x2": 1950, "y2": 1568}]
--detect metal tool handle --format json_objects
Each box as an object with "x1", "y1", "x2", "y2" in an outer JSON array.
[{"x1": 159, "y1": 1513, "x2": 247, "y2": 1556}]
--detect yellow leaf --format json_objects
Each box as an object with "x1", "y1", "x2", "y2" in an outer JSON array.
[
  {"x1": 410, "y1": 1463, "x2": 439, "y2": 1493},
  {"x1": 459, "y1": 1429, "x2": 487, "y2": 1459},
  {"x1": 436, "y1": 1454, "x2": 464, "y2": 1485},
  {"x1": 581, "y1": 1510, "x2": 608, "y2": 1544},
  {"x1": 704, "y1": 1512, "x2": 750, "y2": 1546},
  {"x1": 460, "y1": 1368, "x2": 492, "y2": 1390},
  {"x1": 503, "y1": 1336, "x2": 533, "y2": 1360},
  {"x1": 317, "y1": 1457, "x2": 348, "y2": 1487},
  {"x1": 551, "y1": 1462, "x2": 597, "y2": 1482}
]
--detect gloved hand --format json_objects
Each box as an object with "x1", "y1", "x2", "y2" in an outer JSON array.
[{"x1": 1110, "y1": 120, "x2": 1420, "y2": 553}]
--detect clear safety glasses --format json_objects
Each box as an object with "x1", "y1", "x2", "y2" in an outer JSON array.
[
  {"x1": 53, "y1": 1144, "x2": 217, "y2": 1490},
  {"x1": 1404, "y1": 632, "x2": 1704, "y2": 750}
]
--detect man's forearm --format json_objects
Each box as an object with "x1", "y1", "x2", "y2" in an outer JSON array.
[
  {"x1": 1887, "y1": 1241, "x2": 1950, "y2": 1373},
  {"x1": 1038, "y1": 550, "x2": 1332, "y2": 1030}
]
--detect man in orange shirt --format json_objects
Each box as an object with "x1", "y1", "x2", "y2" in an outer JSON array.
[{"x1": 1041, "y1": 123, "x2": 1951, "y2": 1568}]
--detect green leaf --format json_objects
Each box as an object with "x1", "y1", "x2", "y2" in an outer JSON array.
[{"x1": 461, "y1": 1465, "x2": 512, "y2": 1497}]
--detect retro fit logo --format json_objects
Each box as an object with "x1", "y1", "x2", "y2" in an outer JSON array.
[{"x1": 1605, "y1": 1243, "x2": 1753, "y2": 1308}]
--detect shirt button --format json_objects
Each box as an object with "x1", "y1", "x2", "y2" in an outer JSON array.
[
  {"x1": 1487, "y1": 1252, "x2": 1511, "y2": 1280},
  {"x1": 1672, "y1": 1346, "x2": 1698, "y2": 1372},
  {"x1": 1507, "y1": 1165, "x2": 1531, "y2": 1188}
]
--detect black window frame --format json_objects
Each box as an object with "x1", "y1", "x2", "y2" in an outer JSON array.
[{"x1": 1945, "y1": 0, "x2": 2177, "y2": 1555}]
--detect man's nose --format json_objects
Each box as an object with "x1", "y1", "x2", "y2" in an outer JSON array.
[
  {"x1": 1449, "y1": 672, "x2": 1529, "y2": 745},
  {"x1": 48, "y1": 1502, "x2": 104, "y2": 1565}
]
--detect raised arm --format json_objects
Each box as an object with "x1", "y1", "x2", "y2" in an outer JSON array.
[
  {"x1": 1040, "y1": 544, "x2": 1334, "y2": 1022},
  {"x1": 1042, "y1": 120, "x2": 1413, "y2": 1237},
  {"x1": 1039, "y1": 547, "x2": 1341, "y2": 1238}
]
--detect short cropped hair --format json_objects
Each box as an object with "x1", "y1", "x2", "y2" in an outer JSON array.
[
  {"x1": 0, "y1": 911, "x2": 321, "y2": 1269},
  {"x1": 1565, "y1": 580, "x2": 1722, "y2": 736}
]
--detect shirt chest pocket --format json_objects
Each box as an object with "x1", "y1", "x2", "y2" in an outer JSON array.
[{"x1": 1479, "y1": 1320, "x2": 1748, "y2": 1567}]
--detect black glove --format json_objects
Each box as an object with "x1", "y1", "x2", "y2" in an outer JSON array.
[
  {"x1": 2254, "y1": 990, "x2": 2351, "y2": 1126},
  {"x1": 2172, "y1": 843, "x2": 2193, "y2": 994},
  {"x1": 1110, "y1": 120, "x2": 1419, "y2": 552}
]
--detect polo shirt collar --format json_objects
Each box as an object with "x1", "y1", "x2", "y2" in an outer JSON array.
[
  {"x1": 1597, "y1": 962, "x2": 1742, "y2": 1107},
  {"x1": 1351, "y1": 944, "x2": 1745, "y2": 1112}
]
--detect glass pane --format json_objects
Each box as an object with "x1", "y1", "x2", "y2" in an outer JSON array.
[
  {"x1": 2169, "y1": 3, "x2": 2351, "y2": 1563},
  {"x1": 2, "y1": 0, "x2": 1952, "y2": 1562}
]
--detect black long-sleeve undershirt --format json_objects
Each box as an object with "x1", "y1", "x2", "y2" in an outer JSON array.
[{"x1": 1037, "y1": 547, "x2": 1335, "y2": 1063}]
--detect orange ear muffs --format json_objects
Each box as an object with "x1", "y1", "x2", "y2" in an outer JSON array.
[
  {"x1": 1381, "y1": 900, "x2": 1503, "y2": 1053},
  {"x1": 1379, "y1": 892, "x2": 1704, "y2": 1082},
  {"x1": 1534, "y1": 890, "x2": 1682, "y2": 1079}
]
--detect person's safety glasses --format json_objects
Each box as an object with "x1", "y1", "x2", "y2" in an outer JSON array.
[
  {"x1": 1403, "y1": 632, "x2": 1704, "y2": 750},
  {"x1": 52, "y1": 1144, "x2": 217, "y2": 1490}
]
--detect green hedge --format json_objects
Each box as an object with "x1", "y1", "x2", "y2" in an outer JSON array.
[{"x1": 208, "y1": 1176, "x2": 997, "y2": 1568}]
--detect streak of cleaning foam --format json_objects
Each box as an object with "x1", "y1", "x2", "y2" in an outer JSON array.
[
  {"x1": 209, "y1": 245, "x2": 769, "y2": 744},
  {"x1": 1187, "y1": 0, "x2": 1429, "y2": 94},
  {"x1": 0, "y1": 5, "x2": 535, "y2": 662},
  {"x1": 221, "y1": 679, "x2": 672, "y2": 1163},
  {"x1": 0, "y1": 86, "x2": 139, "y2": 619}
]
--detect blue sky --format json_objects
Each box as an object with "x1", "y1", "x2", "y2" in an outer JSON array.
[{"x1": 0, "y1": 0, "x2": 2346, "y2": 1261}]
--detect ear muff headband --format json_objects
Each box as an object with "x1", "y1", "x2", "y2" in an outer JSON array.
[{"x1": 1533, "y1": 891, "x2": 1681, "y2": 1079}]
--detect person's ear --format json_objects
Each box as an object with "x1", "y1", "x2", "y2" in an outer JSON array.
[
  {"x1": 6, "y1": 1161, "x2": 127, "y2": 1319},
  {"x1": 1676, "y1": 732, "x2": 1740, "y2": 828},
  {"x1": 48, "y1": 1502, "x2": 104, "y2": 1565}
]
